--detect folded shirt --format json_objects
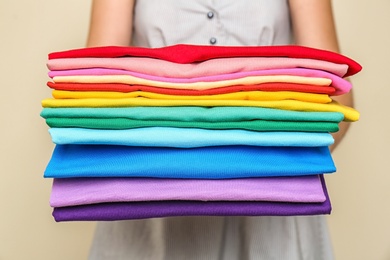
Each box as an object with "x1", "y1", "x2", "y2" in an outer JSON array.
[
  {"x1": 47, "y1": 82, "x2": 337, "y2": 95},
  {"x1": 50, "y1": 175, "x2": 326, "y2": 207},
  {"x1": 44, "y1": 145, "x2": 336, "y2": 179},
  {"x1": 44, "y1": 117, "x2": 340, "y2": 132},
  {"x1": 41, "y1": 99, "x2": 359, "y2": 122},
  {"x1": 51, "y1": 174, "x2": 331, "y2": 221},
  {"x1": 47, "y1": 56, "x2": 349, "y2": 78},
  {"x1": 53, "y1": 75, "x2": 332, "y2": 92},
  {"x1": 41, "y1": 107, "x2": 345, "y2": 122},
  {"x1": 48, "y1": 44, "x2": 361, "y2": 77},
  {"x1": 48, "y1": 127, "x2": 334, "y2": 148},
  {"x1": 52, "y1": 90, "x2": 332, "y2": 104},
  {"x1": 49, "y1": 68, "x2": 351, "y2": 95},
  {"x1": 52, "y1": 199, "x2": 331, "y2": 221}
]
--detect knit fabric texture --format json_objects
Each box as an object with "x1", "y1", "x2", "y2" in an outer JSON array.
[
  {"x1": 51, "y1": 174, "x2": 331, "y2": 221},
  {"x1": 48, "y1": 44, "x2": 361, "y2": 76},
  {"x1": 44, "y1": 145, "x2": 336, "y2": 178},
  {"x1": 50, "y1": 175, "x2": 326, "y2": 207},
  {"x1": 48, "y1": 127, "x2": 334, "y2": 147}
]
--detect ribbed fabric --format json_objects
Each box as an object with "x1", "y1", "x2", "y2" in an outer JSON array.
[
  {"x1": 44, "y1": 145, "x2": 336, "y2": 178},
  {"x1": 49, "y1": 68, "x2": 351, "y2": 95},
  {"x1": 50, "y1": 175, "x2": 326, "y2": 207},
  {"x1": 48, "y1": 127, "x2": 334, "y2": 147},
  {"x1": 47, "y1": 82, "x2": 337, "y2": 95},
  {"x1": 48, "y1": 44, "x2": 361, "y2": 77},
  {"x1": 52, "y1": 90, "x2": 332, "y2": 104},
  {"x1": 47, "y1": 56, "x2": 349, "y2": 77},
  {"x1": 41, "y1": 98, "x2": 359, "y2": 121}
]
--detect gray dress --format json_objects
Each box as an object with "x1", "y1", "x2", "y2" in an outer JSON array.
[{"x1": 89, "y1": 1, "x2": 334, "y2": 259}]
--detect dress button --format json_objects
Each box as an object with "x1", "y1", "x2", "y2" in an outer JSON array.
[
  {"x1": 209, "y1": 37, "x2": 217, "y2": 45},
  {"x1": 207, "y1": 11, "x2": 214, "y2": 19}
]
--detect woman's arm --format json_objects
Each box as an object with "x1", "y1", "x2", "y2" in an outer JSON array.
[
  {"x1": 86, "y1": 0, "x2": 135, "y2": 47},
  {"x1": 289, "y1": 0, "x2": 353, "y2": 151}
]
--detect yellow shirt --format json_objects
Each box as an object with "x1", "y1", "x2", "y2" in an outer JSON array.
[{"x1": 52, "y1": 90, "x2": 332, "y2": 104}]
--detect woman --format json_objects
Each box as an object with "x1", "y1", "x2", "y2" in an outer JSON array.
[{"x1": 86, "y1": 1, "x2": 352, "y2": 259}]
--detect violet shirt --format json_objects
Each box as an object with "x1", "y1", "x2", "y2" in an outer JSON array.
[{"x1": 50, "y1": 175, "x2": 326, "y2": 207}]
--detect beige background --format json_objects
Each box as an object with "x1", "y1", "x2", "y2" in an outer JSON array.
[{"x1": 0, "y1": 0, "x2": 389, "y2": 259}]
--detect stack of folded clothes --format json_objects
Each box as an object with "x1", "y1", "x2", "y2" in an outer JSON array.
[{"x1": 41, "y1": 44, "x2": 361, "y2": 221}]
